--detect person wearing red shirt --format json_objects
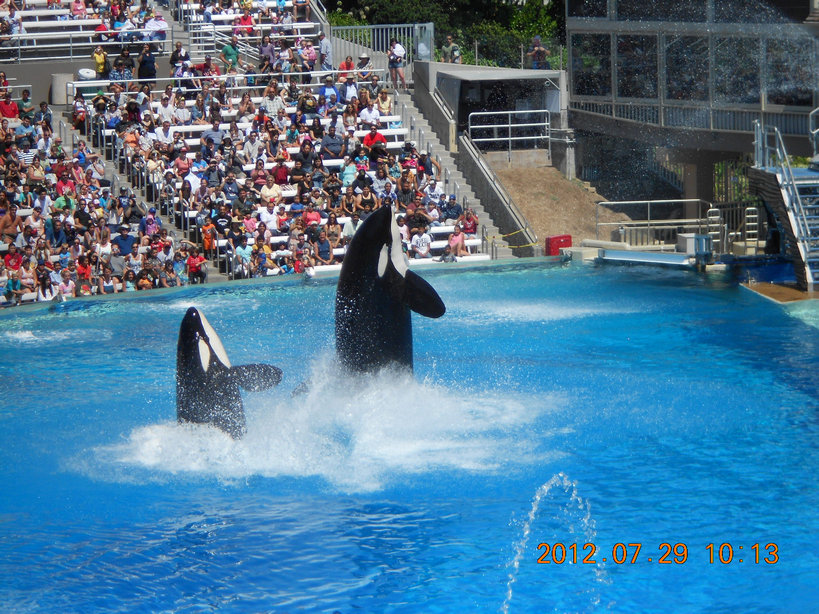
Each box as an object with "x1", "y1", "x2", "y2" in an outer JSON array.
[
  {"x1": 3, "y1": 244, "x2": 23, "y2": 270},
  {"x1": 362, "y1": 124, "x2": 387, "y2": 151},
  {"x1": 193, "y1": 56, "x2": 221, "y2": 84},
  {"x1": 55, "y1": 172, "x2": 76, "y2": 197},
  {"x1": 0, "y1": 93, "x2": 19, "y2": 119},
  {"x1": 186, "y1": 247, "x2": 208, "y2": 284},
  {"x1": 302, "y1": 205, "x2": 321, "y2": 227}
]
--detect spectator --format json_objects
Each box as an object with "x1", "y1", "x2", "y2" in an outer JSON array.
[
  {"x1": 441, "y1": 34, "x2": 462, "y2": 64},
  {"x1": 388, "y1": 38, "x2": 407, "y2": 89},
  {"x1": 356, "y1": 53, "x2": 374, "y2": 81},
  {"x1": 527, "y1": 35, "x2": 550, "y2": 69},
  {"x1": 318, "y1": 31, "x2": 332, "y2": 71},
  {"x1": 0, "y1": 92, "x2": 19, "y2": 119},
  {"x1": 187, "y1": 246, "x2": 207, "y2": 283},
  {"x1": 410, "y1": 225, "x2": 432, "y2": 258}
]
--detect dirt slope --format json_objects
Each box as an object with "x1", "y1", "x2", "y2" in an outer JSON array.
[{"x1": 491, "y1": 164, "x2": 629, "y2": 247}]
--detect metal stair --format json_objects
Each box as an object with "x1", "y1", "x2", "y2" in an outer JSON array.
[
  {"x1": 395, "y1": 92, "x2": 515, "y2": 258},
  {"x1": 753, "y1": 119, "x2": 819, "y2": 290},
  {"x1": 798, "y1": 181, "x2": 819, "y2": 288}
]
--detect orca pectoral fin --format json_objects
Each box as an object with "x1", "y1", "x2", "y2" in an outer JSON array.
[
  {"x1": 229, "y1": 364, "x2": 283, "y2": 391},
  {"x1": 403, "y1": 270, "x2": 446, "y2": 318}
]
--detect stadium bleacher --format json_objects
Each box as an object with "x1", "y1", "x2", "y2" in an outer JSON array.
[{"x1": 0, "y1": 0, "x2": 486, "y2": 305}]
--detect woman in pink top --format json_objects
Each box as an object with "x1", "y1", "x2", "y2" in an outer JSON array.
[{"x1": 448, "y1": 224, "x2": 469, "y2": 257}]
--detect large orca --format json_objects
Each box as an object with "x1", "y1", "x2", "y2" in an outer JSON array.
[
  {"x1": 335, "y1": 205, "x2": 446, "y2": 372},
  {"x1": 176, "y1": 307, "x2": 282, "y2": 438}
]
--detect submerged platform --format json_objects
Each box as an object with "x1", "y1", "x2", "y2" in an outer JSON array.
[
  {"x1": 595, "y1": 249, "x2": 694, "y2": 268},
  {"x1": 743, "y1": 282, "x2": 819, "y2": 303}
]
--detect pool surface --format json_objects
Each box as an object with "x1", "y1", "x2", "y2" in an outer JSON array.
[{"x1": 1, "y1": 262, "x2": 817, "y2": 612}]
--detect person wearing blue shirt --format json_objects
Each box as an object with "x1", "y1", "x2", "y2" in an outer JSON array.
[
  {"x1": 14, "y1": 117, "x2": 36, "y2": 145},
  {"x1": 441, "y1": 194, "x2": 463, "y2": 225},
  {"x1": 318, "y1": 76, "x2": 340, "y2": 102},
  {"x1": 111, "y1": 225, "x2": 137, "y2": 253}
]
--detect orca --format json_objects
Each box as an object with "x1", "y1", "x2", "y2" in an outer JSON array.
[
  {"x1": 335, "y1": 205, "x2": 445, "y2": 372},
  {"x1": 176, "y1": 307, "x2": 282, "y2": 438}
]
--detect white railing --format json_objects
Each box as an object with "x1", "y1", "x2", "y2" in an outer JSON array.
[
  {"x1": 467, "y1": 109, "x2": 552, "y2": 160},
  {"x1": 810, "y1": 106, "x2": 819, "y2": 160},
  {"x1": 5, "y1": 27, "x2": 175, "y2": 62},
  {"x1": 573, "y1": 99, "x2": 813, "y2": 137},
  {"x1": 595, "y1": 199, "x2": 714, "y2": 247},
  {"x1": 327, "y1": 22, "x2": 434, "y2": 88}
]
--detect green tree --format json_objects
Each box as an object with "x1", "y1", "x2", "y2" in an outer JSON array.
[{"x1": 510, "y1": 0, "x2": 562, "y2": 44}]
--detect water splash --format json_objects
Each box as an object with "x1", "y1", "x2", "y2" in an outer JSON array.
[
  {"x1": 83, "y1": 362, "x2": 568, "y2": 493},
  {"x1": 501, "y1": 472, "x2": 603, "y2": 614}
]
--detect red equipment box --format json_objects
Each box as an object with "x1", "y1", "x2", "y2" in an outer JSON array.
[{"x1": 545, "y1": 235, "x2": 572, "y2": 256}]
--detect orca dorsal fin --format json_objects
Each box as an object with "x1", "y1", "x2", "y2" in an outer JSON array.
[
  {"x1": 227, "y1": 364, "x2": 283, "y2": 391},
  {"x1": 403, "y1": 270, "x2": 446, "y2": 318}
]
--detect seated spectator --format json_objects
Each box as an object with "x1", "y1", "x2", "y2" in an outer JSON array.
[
  {"x1": 187, "y1": 246, "x2": 207, "y2": 283},
  {"x1": 0, "y1": 92, "x2": 19, "y2": 120},
  {"x1": 410, "y1": 225, "x2": 433, "y2": 259},
  {"x1": 358, "y1": 101, "x2": 380, "y2": 129}
]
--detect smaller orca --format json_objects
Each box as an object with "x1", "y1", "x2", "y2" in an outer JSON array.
[{"x1": 176, "y1": 307, "x2": 282, "y2": 439}]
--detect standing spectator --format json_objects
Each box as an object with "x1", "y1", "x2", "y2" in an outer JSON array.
[
  {"x1": 137, "y1": 44, "x2": 157, "y2": 84},
  {"x1": 441, "y1": 34, "x2": 462, "y2": 64},
  {"x1": 220, "y1": 35, "x2": 251, "y2": 73},
  {"x1": 92, "y1": 46, "x2": 110, "y2": 79},
  {"x1": 527, "y1": 35, "x2": 550, "y2": 69},
  {"x1": 318, "y1": 31, "x2": 332, "y2": 72},
  {"x1": 388, "y1": 38, "x2": 407, "y2": 89}
]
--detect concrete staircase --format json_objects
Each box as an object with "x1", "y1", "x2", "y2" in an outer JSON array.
[{"x1": 395, "y1": 92, "x2": 515, "y2": 259}]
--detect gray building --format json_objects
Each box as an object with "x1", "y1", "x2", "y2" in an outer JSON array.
[{"x1": 566, "y1": 0, "x2": 818, "y2": 200}]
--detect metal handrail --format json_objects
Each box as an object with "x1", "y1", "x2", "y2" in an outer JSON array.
[
  {"x1": 595, "y1": 199, "x2": 712, "y2": 241},
  {"x1": 810, "y1": 106, "x2": 819, "y2": 160},
  {"x1": 753, "y1": 119, "x2": 814, "y2": 287},
  {"x1": 6, "y1": 27, "x2": 175, "y2": 62},
  {"x1": 468, "y1": 109, "x2": 552, "y2": 161},
  {"x1": 64, "y1": 68, "x2": 388, "y2": 104}
]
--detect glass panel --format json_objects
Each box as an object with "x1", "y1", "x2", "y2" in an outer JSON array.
[
  {"x1": 616, "y1": 0, "x2": 706, "y2": 21},
  {"x1": 714, "y1": 38, "x2": 760, "y2": 104},
  {"x1": 616, "y1": 35, "x2": 657, "y2": 99},
  {"x1": 567, "y1": 0, "x2": 607, "y2": 18},
  {"x1": 571, "y1": 34, "x2": 612, "y2": 96},
  {"x1": 666, "y1": 36, "x2": 708, "y2": 101},
  {"x1": 715, "y1": 0, "x2": 791, "y2": 23},
  {"x1": 766, "y1": 39, "x2": 814, "y2": 106}
]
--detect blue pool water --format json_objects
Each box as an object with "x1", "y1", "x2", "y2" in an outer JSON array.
[{"x1": 1, "y1": 262, "x2": 818, "y2": 612}]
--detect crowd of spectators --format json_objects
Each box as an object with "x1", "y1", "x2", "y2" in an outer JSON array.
[
  {"x1": 0, "y1": 0, "x2": 169, "y2": 53},
  {"x1": 0, "y1": 0, "x2": 481, "y2": 305}
]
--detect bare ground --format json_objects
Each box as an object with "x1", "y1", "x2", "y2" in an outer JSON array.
[{"x1": 490, "y1": 163, "x2": 630, "y2": 248}]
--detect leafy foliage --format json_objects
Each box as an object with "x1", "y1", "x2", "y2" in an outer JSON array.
[{"x1": 332, "y1": 0, "x2": 567, "y2": 68}]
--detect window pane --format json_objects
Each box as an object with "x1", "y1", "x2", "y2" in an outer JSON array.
[
  {"x1": 766, "y1": 39, "x2": 814, "y2": 106},
  {"x1": 715, "y1": 0, "x2": 791, "y2": 23},
  {"x1": 571, "y1": 34, "x2": 611, "y2": 96},
  {"x1": 568, "y1": 0, "x2": 607, "y2": 18},
  {"x1": 616, "y1": 35, "x2": 657, "y2": 98},
  {"x1": 666, "y1": 36, "x2": 708, "y2": 101},
  {"x1": 617, "y1": 0, "x2": 706, "y2": 21},
  {"x1": 714, "y1": 38, "x2": 760, "y2": 104}
]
